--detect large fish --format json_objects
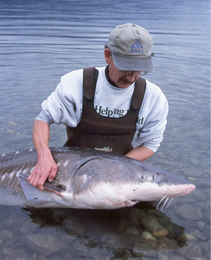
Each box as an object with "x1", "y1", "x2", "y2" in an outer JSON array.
[{"x1": 0, "y1": 147, "x2": 195, "y2": 209}]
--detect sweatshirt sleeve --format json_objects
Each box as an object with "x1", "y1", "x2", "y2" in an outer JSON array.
[
  {"x1": 135, "y1": 81, "x2": 169, "y2": 153},
  {"x1": 36, "y1": 69, "x2": 83, "y2": 127}
]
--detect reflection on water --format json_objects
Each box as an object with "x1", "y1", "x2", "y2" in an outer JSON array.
[{"x1": 0, "y1": 0, "x2": 210, "y2": 259}]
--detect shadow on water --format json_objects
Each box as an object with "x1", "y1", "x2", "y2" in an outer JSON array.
[{"x1": 20, "y1": 202, "x2": 188, "y2": 259}]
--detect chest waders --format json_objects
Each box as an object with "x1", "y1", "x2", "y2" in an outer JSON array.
[{"x1": 64, "y1": 67, "x2": 146, "y2": 155}]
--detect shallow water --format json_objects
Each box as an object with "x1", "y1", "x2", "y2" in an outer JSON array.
[{"x1": 0, "y1": 0, "x2": 210, "y2": 259}]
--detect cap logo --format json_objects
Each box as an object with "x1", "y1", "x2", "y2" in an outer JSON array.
[{"x1": 129, "y1": 39, "x2": 144, "y2": 54}]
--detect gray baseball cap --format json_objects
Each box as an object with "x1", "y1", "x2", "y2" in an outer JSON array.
[{"x1": 108, "y1": 23, "x2": 154, "y2": 72}]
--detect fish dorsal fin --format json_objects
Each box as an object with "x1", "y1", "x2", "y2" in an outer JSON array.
[{"x1": 19, "y1": 173, "x2": 65, "y2": 205}]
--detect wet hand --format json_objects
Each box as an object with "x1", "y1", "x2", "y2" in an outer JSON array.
[{"x1": 28, "y1": 156, "x2": 58, "y2": 190}]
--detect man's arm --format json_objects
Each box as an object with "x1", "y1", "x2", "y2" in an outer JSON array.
[
  {"x1": 28, "y1": 120, "x2": 58, "y2": 190},
  {"x1": 125, "y1": 146, "x2": 154, "y2": 161}
]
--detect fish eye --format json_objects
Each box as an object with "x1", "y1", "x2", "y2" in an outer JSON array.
[{"x1": 141, "y1": 175, "x2": 145, "y2": 179}]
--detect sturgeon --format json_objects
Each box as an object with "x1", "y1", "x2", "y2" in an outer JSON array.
[{"x1": 0, "y1": 147, "x2": 195, "y2": 209}]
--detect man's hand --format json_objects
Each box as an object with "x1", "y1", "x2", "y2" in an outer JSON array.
[
  {"x1": 28, "y1": 119, "x2": 58, "y2": 190},
  {"x1": 28, "y1": 153, "x2": 58, "y2": 190}
]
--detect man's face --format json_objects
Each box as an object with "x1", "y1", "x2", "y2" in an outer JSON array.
[
  {"x1": 104, "y1": 49, "x2": 140, "y2": 88},
  {"x1": 109, "y1": 59, "x2": 140, "y2": 88}
]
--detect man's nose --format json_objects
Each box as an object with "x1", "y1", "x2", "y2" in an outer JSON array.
[{"x1": 125, "y1": 72, "x2": 138, "y2": 82}]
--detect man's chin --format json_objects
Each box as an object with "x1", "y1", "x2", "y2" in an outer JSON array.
[{"x1": 118, "y1": 82, "x2": 133, "y2": 89}]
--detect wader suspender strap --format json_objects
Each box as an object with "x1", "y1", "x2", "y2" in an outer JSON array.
[
  {"x1": 83, "y1": 67, "x2": 99, "y2": 105},
  {"x1": 83, "y1": 67, "x2": 146, "y2": 114},
  {"x1": 129, "y1": 77, "x2": 146, "y2": 115}
]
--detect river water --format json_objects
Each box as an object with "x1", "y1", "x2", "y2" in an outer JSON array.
[{"x1": 0, "y1": 0, "x2": 210, "y2": 259}]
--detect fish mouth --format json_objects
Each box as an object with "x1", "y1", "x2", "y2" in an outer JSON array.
[{"x1": 124, "y1": 200, "x2": 139, "y2": 207}]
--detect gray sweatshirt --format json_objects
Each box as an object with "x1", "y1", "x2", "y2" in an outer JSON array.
[{"x1": 37, "y1": 67, "x2": 168, "y2": 152}]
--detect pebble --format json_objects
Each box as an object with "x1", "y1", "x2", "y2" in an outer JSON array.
[
  {"x1": 157, "y1": 252, "x2": 169, "y2": 260},
  {"x1": 176, "y1": 233, "x2": 188, "y2": 244},
  {"x1": 133, "y1": 242, "x2": 157, "y2": 258},
  {"x1": 203, "y1": 252, "x2": 211, "y2": 260},
  {"x1": 175, "y1": 204, "x2": 203, "y2": 221},
  {"x1": 191, "y1": 189, "x2": 207, "y2": 201},
  {"x1": 112, "y1": 247, "x2": 125, "y2": 258},
  {"x1": 101, "y1": 233, "x2": 122, "y2": 248},
  {"x1": 187, "y1": 176, "x2": 196, "y2": 182},
  {"x1": 157, "y1": 151, "x2": 167, "y2": 159},
  {"x1": 157, "y1": 236, "x2": 178, "y2": 250},
  {"x1": 2, "y1": 247, "x2": 28, "y2": 258},
  {"x1": 127, "y1": 208, "x2": 143, "y2": 226},
  {"x1": 200, "y1": 241, "x2": 210, "y2": 254},
  {"x1": 124, "y1": 251, "x2": 133, "y2": 259},
  {"x1": 3, "y1": 247, "x2": 13, "y2": 256},
  {"x1": 177, "y1": 242, "x2": 203, "y2": 258},
  {"x1": 202, "y1": 225, "x2": 210, "y2": 240},
  {"x1": 184, "y1": 166, "x2": 203, "y2": 178},
  {"x1": 197, "y1": 221, "x2": 205, "y2": 231},
  {"x1": 189, "y1": 157, "x2": 201, "y2": 166},
  {"x1": 125, "y1": 226, "x2": 139, "y2": 236},
  {"x1": 121, "y1": 233, "x2": 142, "y2": 247},
  {"x1": 0, "y1": 230, "x2": 13, "y2": 241},
  {"x1": 181, "y1": 220, "x2": 198, "y2": 230},
  {"x1": 139, "y1": 215, "x2": 169, "y2": 238},
  {"x1": 20, "y1": 220, "x2": 37, "y2": 234},
  {"x1": 141, "y1": 230, "x2": 156, "y2": 241},
  {"x1": 189, "y1": 229, "x2": 206, "y2": 241},
  {"x1": 166, "y1": 254, "x2": 187, "y2": 260},
  {"x1": 27, "y1": 232, "x2": 68, "y2": 256},
  {"x1": 169, "y1": 150, "x2": 180, "y2": 160},
  {"x1": 74, "y1": 240, "x2": 89, "y2": 253}
]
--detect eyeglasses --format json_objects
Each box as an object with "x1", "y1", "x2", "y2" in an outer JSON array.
[{"x1": 120, "y1": 70, "x2": 148, "y2": 76}]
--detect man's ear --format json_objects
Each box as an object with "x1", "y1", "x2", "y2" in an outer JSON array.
[{"x1": 104, "y1": 49, "x2": 112, "y2": 64}]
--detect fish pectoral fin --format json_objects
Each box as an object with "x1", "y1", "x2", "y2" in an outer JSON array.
[
  {"x1": 19, "y1": 173, "x2": 65, "y2": 205},
  {"x1": 19, "y1": 173, "x2": 52, "y2": 204}
]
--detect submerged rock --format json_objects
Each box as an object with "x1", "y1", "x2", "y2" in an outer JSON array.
[
  {"x1": 189, "y1": 229, "x2": 206, "y2": 241},
  {"x1": 140, "y1": 215, "x2": 168, "y2": 238},
  {"x1": 2, "y1": 247, "x2": 28, "y2": 259},
  {"x1": 27, "y1": 232, "x2": 68, "y2": 256},
  {"x1": 165, "y1": 253, "x2": 187, "y2": 260},
  {"x1": 141, "y1": 230, "x2": 156, "y2": 241},
  {"x1": 20, "y1": 220, "x2": 37, "y2": 234},
  {"x1": 175, "y1": 204, "x2": 203, "y2": 221},
  {"x1": 156, "y1": 236, "x2": 179, "y2": 250},
  {"x1": 0, "y1": 229, "x2": 13, "y2": 241},
  {"x1": 184, "y1": 166, "x2": 203, "y2": 178},
  {"x1": 125, "y1": 226, "x2": 139, "y2": 236},
  {"x1": 177, "y1": 242, "x2": 203, "y2": 258},
  {"x1": 133, "y1": 242, "x2": 157, "y2": 258}
]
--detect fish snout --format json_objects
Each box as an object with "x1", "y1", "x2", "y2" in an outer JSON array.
[{"x1": 183, "y1": 183, "x2": 196, "y2": 195}]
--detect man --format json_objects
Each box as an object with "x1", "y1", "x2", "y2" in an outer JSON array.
[{"x1": 28, "y1": 23, "x2": 168, "y2": 190}]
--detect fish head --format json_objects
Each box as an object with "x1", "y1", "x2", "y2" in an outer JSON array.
[{"x1": 70, "y1": 155, "x2": 196, "y2": 209}]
